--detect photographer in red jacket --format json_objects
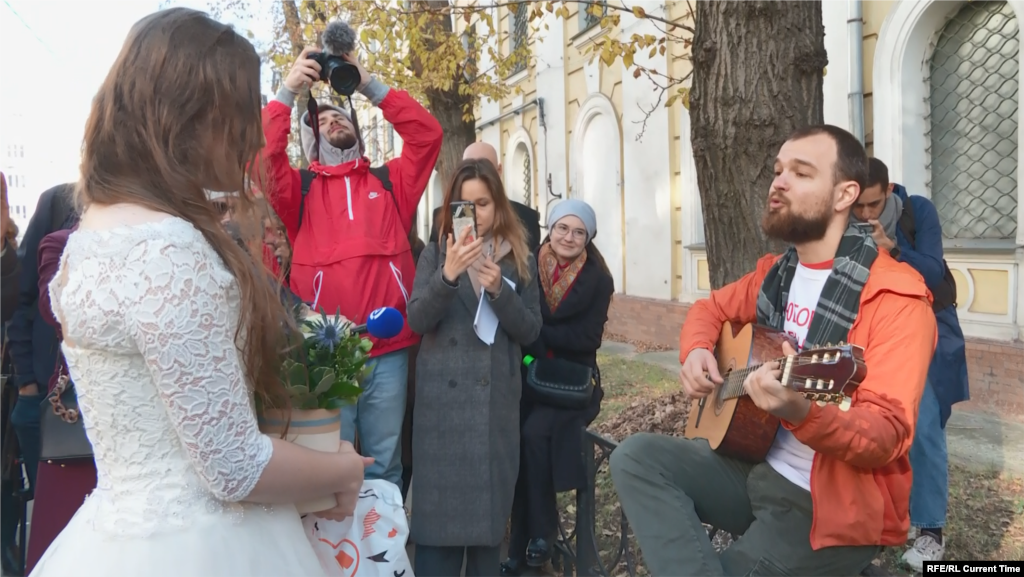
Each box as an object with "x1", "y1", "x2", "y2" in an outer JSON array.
[{"x1": 258, "y1": 38, "x2": 442, "y2": 491}]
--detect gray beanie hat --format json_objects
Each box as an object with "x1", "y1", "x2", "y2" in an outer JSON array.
[{"x1": 547, "y1": 198, "x2": 597, "y2": 242}]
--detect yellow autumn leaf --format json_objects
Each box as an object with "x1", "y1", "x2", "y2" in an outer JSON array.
[
  {"x1": 601, "y1": 48, "x2": 615, "y2": 67},
  {"x1": 632, "y1": 6, "x2": 646, "y2": 18}
]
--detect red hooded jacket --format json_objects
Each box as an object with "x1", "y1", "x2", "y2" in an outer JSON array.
[{"x1": 259, "y1": 87, "x2": 442, "y2": 358}]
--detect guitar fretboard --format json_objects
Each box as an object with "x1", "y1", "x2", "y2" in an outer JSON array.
[
  {"x1": 716, "y1": 356, "x2": 830, "y2": 400},
  {"x1": 719, "y1": 364, "x2": 768, "y2": 401}
]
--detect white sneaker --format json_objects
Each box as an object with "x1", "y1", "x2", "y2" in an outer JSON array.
[{"x1": 902, "y1": 532, "x2": 944, "y2": 572}]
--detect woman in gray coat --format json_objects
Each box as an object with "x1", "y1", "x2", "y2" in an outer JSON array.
[{"x1": 407, "y1": 159, "x2": 542, "y2": 577}]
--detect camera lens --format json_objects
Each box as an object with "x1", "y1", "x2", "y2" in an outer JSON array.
[{"x1": 321, "y1": 58, "x2": 360, "y2": 97}]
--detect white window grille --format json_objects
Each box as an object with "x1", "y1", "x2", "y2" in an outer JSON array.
[{"x1": 927, "y1": 0, "x2": 1019, "y2": 240}]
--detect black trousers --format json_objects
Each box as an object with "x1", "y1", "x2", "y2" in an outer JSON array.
[
  {"x1": 507, "y1": 422, "x2": 559, "y2": 561},
  {"x1": 414, "y1": 544, "x2": 501, "y2": 577}
]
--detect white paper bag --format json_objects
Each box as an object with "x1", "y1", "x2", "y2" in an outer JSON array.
[{"x1": 303, "y1": 479, "x2": 414, "y2": 577}]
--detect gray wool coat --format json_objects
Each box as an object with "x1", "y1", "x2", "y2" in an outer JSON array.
[{"x1": 406, "y1": 242, "x2": 542, "y2": 547}]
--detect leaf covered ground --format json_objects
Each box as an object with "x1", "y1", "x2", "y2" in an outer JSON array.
[{"x1": 544, "y1": 353, "x2": 1024, "y2": 577}]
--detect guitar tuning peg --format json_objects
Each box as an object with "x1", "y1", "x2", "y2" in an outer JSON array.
[{"x1": 838, "y1": 396, "x2": 852, "y2": 412}]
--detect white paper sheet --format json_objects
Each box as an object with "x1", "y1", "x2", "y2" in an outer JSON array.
[{"x1": 473, "y1": 277, "x2": 516, "y2": 345}]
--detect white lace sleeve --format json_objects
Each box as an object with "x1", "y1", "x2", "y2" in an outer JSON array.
[{"x1": 125, "y1": 237, "x2": 273, "y2": 502}]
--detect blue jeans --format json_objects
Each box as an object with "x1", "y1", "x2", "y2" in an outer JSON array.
[
  {"x1": 909, "y1": 380, "x2": 947, "y2": 529},
  {"x1": 340, "y1": 348, "x2": 408, "y2": 490},
  {"x1": 10, "y1": 393, "x2": 44, "y2": 496}
]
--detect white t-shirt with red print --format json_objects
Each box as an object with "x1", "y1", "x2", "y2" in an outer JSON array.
[{"x1": 764, "y1": 260, "x2": 832, "y2": 491}]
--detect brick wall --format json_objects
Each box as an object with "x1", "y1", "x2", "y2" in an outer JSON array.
[{"x1": 606, "y1": 294, "x2": 1024, "y2": 417}]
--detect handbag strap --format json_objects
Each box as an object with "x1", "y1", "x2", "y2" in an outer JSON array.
[
  {"x1": 47, "y1": 365, "x2": 79, "y2": 425},
  {"x1": 46, "y1": 256, "x2": 78, "y2": 424}
]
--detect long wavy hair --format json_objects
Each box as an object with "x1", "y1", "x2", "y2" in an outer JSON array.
[
  {"x1": 437, "y1": 159, "x2": 532, "y2": 281},
  {"x1": 77, "y1": 8, "x2": 290, "y2": 408}
]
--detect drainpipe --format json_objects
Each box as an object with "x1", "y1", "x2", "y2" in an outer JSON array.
[{"x1": 848, "y1": 0, "x2": 866, "y2": 145}]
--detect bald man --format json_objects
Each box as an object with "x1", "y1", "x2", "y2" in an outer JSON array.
[
  {"x1": 464, "y1": 141, "x2": 503, "y2": 174},
  {"x1": 428, "y1": 141, "x2": 541, "y2": 251}
]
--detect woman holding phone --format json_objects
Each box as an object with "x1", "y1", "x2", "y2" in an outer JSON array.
[{"x1": 406, "y1": 158, "x2": 542, "y2": 577}]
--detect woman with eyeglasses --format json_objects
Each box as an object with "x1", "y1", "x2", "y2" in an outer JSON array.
[{"x1": 502, "y1": 199, "x2": 614, "y2": 575}]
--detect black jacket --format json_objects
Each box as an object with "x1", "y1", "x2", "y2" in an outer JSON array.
[
  {"x1": 7, "y1": 184, "x2": 76, "y2": 388},
  {"x1": 525, "y1": 254, "x2": 614, "y2": 369},
  {"x1": 1, "y1": 244, "x2": 19, "y2": 324},
  {"x1": 522, "y1": 249, "x2": 614, "y2": 492}
]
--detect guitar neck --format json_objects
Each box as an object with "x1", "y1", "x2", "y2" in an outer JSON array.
[{"x1": 718, "y1": 359, "x2": 783, "y2": 401}]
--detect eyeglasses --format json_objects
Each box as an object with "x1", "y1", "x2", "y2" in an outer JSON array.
[{"x1": 552, "y1": 222, "x2": 587, "y2": 241}]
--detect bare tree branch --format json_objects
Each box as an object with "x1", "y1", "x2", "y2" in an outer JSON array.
[{"x1": 627, "y1": 66, "x2": 692, "y2": 141}]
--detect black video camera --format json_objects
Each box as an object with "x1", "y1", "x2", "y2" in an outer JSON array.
[{"x1": 308, "y1": 52, "x2": 361, "y2": 96}]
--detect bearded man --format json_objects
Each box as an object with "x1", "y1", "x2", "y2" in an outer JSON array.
[{"x1": 609, "y1": 125, "x2": 937, "y2": 576}]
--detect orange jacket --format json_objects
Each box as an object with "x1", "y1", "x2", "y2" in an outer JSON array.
[{"x1": 679, "y1": 251, "x2": 937, "y2": 550}]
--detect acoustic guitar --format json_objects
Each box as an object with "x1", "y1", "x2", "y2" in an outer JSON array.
[{"x1": 683, "y1": 322, "x2": 867, "y2": 463}]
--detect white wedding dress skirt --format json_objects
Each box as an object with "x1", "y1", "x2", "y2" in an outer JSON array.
[
  {"x1": 30, "y1": 219, "x2": 337, "y2": 577},
  {"x1": 33, "y1": 497, "x2": 331, "y2": 576}
]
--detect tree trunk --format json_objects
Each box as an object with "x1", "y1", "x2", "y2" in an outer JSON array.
[
  {"x1": 427, "y1": 90, "x2": 476, "y2": 190},
  {"x1": 689, "y1": 1, "x2": 827, "y2": 289}
]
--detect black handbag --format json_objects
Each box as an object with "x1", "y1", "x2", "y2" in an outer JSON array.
[
  {"x1": 39, "y1": 360, "x2": 93, "y2": 463},
  {"x1": 524, "y1": 356, "x2": 595, "y2": 410}
]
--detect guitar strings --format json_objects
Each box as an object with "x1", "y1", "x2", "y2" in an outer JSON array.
[{"x1": 715, "y1": 358, "x2": 857, "y2": 401}]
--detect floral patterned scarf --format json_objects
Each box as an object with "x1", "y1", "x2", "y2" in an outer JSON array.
[{"x1": 538, "y1": 242, "x2": 587, "y2": 312}]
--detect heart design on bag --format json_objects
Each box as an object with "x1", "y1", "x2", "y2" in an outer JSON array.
[{"x1": 317, "y1": 536, "x2": 360, "y2": 575}]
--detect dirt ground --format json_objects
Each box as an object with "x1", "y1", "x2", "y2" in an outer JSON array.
[{"x1": 577, "y1": 345, "x2": 1024, "y2": 576}]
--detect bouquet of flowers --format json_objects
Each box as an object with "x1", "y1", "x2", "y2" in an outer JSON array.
[
  {"x1": 258, "y1": 304, "x2": 373, "y2": 514},
  {"x1": 283, "y1": 305, "x2": 372, "y2": 409}
]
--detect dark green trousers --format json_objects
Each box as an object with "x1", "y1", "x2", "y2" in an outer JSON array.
[{"x1": 609, "y1": 434, "x2": 880, "y2": 576}]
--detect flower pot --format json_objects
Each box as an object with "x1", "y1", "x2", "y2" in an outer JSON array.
[{"x1": 259, "y1": 407, "x2": 341, "y2": 514}]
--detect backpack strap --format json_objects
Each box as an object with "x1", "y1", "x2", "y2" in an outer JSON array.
[
  {"x1": 369, "y1": 165, "x2": 396, "y2": 205},
  {"x1": 296, "y1": 169, "x2": 317, "y2": 232},
  {"x1": 295, "y1": 165, "x2": 394, "y2": 234}
]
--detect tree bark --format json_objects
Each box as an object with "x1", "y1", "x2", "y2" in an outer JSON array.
[
  {"x1": 411, "y1": 0, "x2": 476, "y2": 188},
  {"x1": 427, "y1": 90, "x2": 475, "y2": 190},
  {"x1": 689, "y1": 1, "x2": 827, "y2": 289}
]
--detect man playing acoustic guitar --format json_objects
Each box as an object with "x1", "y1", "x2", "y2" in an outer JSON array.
[{"x1": 610, "y1": 125, "x2": 937, "y2": 576}]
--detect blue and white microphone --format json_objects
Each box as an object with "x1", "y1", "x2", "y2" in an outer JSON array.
[{"x1": 349, "y1": 307, "x2": 404, "y2": 339}]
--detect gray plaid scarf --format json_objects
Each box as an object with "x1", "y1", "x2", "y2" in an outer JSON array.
[{"x1": 756, "y1": 223, "x2": 878, "y2": 349}]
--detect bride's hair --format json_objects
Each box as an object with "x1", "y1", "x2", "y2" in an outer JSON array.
[{"x1": 77, "y1": 7, "x2": 291, "y2": 408}]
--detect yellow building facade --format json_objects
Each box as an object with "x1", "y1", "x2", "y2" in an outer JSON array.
[{"x1": 468, "y1": 0, "x2": 1022, "y2": 411}]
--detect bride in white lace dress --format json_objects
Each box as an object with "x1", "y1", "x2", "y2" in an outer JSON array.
[{"x1": 30, "y1": 8, "x2": 365, "y2": 577}]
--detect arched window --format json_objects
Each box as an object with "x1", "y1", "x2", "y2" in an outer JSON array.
[
  {"x1": 512, "y1": 142, "x2": 532, "y2": 206},
  {"x1": 928, "y1": 0, "x2": 1019, "y2": 240}
]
